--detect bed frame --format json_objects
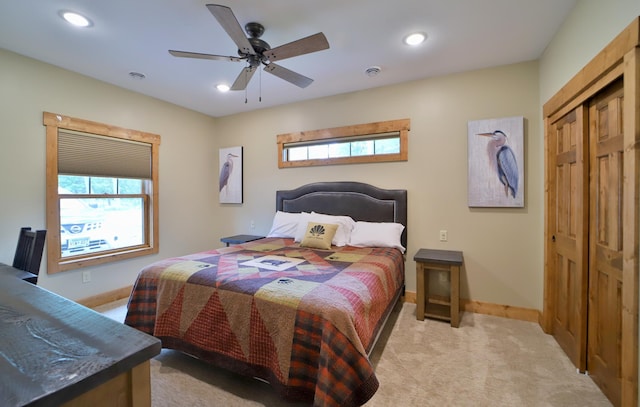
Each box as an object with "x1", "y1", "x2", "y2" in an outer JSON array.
[{"x1": 275, "y1": 181, "x2": 408, "y2": 248}]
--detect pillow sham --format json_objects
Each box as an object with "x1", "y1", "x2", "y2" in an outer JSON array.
[
  {"x1": 294, "y1": 212, "x2": 355, "y2": 246},
  {"x1": 300, "y1": 222, "x2": 338, "y2": 250},
  {"x1": 266, "y1": 211, "x2": 307, "y2": 238},
  {"x1": 349, "y1": 221, "x2": 406, "y2": 253}
]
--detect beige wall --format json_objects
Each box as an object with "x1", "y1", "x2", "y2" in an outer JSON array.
[
  {"x1": 0, "y1": 44, "x2": 543, "y2": 308},
  {"x1": 215, "y1": 61, "x2": 543, "y2": 309},
  {"x1": 0, "y1": 48, "x2": 218, "y2": 300},
  {"x1": 540, "y1": 0, "x2": 640, "y2": 102},
  {"x1": 2, "y1": 0, "x2": 638, "y2": 312}
]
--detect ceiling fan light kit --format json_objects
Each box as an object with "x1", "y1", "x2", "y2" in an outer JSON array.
[{"x1": 169, "y1": 4, "x2": 330, "y2": 94}]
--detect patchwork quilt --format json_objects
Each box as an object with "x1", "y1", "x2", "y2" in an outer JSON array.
[{"x1": 125, "y1": 237, "x2": 404, "y2": 407}]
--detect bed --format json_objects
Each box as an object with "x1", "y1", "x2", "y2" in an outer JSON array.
[{"x1": 124, "y1": 181, "x2": 407, "y2": 406}]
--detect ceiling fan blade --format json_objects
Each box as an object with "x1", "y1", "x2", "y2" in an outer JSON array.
[
  {"x1": 206, "y1": 4, "x2": 255, "y2": 55},
  {"x1": 264, "y1": 63, "x2": 313, "y2": 88},
  {"x1": 169, "y1": 50, "x2": 242, "y2": 62},
  {"x1": 231, "y1": 66, "x2": 257, "y2": 90},
  {"x1": 263, "y1": 33, "x2": 329, "y2": 62}
]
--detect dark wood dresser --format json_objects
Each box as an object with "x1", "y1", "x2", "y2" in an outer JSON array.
[{"x1": 0, "y1": 264, "x2": 161, "y2": 406}]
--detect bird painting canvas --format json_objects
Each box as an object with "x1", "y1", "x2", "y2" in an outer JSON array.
[
  {"x1": 468, "y1": 116, "x2": 524, "y2": 207},
  {"x1": 219, "y1": 146, "x2": 243, "y2": 203}
]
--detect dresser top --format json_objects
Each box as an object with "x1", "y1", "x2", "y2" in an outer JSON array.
[{"x1": 0, "y1": 265, "x2": 160, "y2": 406}]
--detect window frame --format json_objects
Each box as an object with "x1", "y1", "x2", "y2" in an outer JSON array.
[
  {"x1": 43, "y1": 112, "x2": 160, "y2": 274},
  {"x1": 277, "y1": 118, "x2": 409, "y2": 168}
]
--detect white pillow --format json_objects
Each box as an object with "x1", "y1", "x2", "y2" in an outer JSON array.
[
  {"x1": 349, "y1": 221, "x2": 406, "y2": 253},
  {"x1": 294, "y1": 212, "x2": 355, "y2": 247},
  {"x1": 266, "y1": 211, "x2": 306, "y2": 238}
]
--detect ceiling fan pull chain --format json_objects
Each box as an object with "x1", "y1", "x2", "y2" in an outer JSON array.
[
  {"x1": 244, "y1": 63, "x2": 249, "y2": 104},
  {"x1": 259, "y1": 67, "x2": 262, "y2": 102}
]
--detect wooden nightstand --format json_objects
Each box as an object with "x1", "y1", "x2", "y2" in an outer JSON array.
[
  {"x1": 220, "y1": 234, "x2": 265, "y2": 247},
  {"x1": 414, "y1": 248, "x2": 463, "y2": 327}
]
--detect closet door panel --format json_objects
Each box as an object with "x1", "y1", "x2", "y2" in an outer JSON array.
[
  {"x1": 588, "y1": 81, "x2": 624, "y2": 407},
  {"x1": 549, "y1": 107, "x2": 589, "y2": 371}
]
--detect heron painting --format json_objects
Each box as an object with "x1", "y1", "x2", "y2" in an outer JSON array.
[
  {"x1": 219, "y1": 146, "x2": 243, "y2": 203},
  {"x1": 468, "y1": 116, "x2": 524, "y2": 207}
]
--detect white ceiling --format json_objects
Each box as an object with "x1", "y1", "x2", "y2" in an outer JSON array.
[{"x1": 0, "y1": 0, "x2": 577, "y2": 118}]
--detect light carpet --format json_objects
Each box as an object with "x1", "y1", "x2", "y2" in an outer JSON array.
[{"x1": 95, "y1": 300, "x2": 611, "y2": 406}]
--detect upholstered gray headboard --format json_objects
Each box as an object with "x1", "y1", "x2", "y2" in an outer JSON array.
[{"x1": 275, "y1": 182, "x2": 408, "y2": 248}]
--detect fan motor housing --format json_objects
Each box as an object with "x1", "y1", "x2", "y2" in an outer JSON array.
[
  {"x1": 239, "y1": 22, "x2": 270, "y2": 66},
  {"x1": 248, "y1": 37, "x2": 270, "y2": 54}
]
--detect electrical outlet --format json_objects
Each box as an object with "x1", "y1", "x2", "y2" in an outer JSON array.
[
  {"x1": 250, "y1": 220, "x2": 255, "y2": 229},
  {"x1": 439, "y1": 230, "x2": 448, "y2": 242},
  {"x1": 82, "y1": 270, "x2": 91, "y2": 283}
]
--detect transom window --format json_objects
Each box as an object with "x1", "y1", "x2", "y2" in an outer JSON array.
[
  {"x1": 286, "y1": 133, "x2": 401, "y2": 161},
  {"x1": 277, "y1": 119, "x2": 409, "y2": 168},
  {"x1": 44, "y1": 112, "x2": 160, "y2": 273}
]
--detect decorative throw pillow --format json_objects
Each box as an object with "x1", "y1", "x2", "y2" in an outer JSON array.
[
  {"x1": 294, "y1": 212, "x2": 355, "y2": 246},
  {"x1": 300, "y1": 222, "x2": 338, "y2": 250}
]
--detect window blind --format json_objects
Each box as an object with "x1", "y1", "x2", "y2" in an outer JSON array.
[{"x1": 58, "y1": 130, "x2": 152, "y2": 179}]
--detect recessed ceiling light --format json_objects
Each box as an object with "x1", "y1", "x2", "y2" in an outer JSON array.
[
  {"x1": 216, "y1": 84, "x2": 230, "y2": 92},
  {"x1": 404, "y1": 32, "x2": 426, "y2": 46},
  {"x1": 60, "y1": 11, "x2": 92, "y2": 27}
]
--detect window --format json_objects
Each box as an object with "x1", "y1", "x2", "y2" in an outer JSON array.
[
  {"x1": 44, "y1": 112, "x2": 160, "y2": 273},
  {"x1": 277, "y1": 119, "x2": 409, "y2": 168},
  {"x1": 58, "y1": 176, "x2": 145, "y2": 258}
]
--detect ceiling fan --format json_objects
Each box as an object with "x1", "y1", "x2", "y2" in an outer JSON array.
[{"x1": 169, "y1": 4, "x2": 330, "y2": 91}]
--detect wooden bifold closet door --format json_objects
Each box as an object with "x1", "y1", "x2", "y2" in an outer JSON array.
[
  {"x1": 587, "y1": 80, "x2": 625, "y2": 407},
  {"x1": 547, "y1": 78, "x2": 627, "y2": 407},
  {"x1": 547, "y1": 106, "x2": 589, "y2": 373},
  {"x1": 543, "y1": 17, "x2": 639, "y2": 407}
]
